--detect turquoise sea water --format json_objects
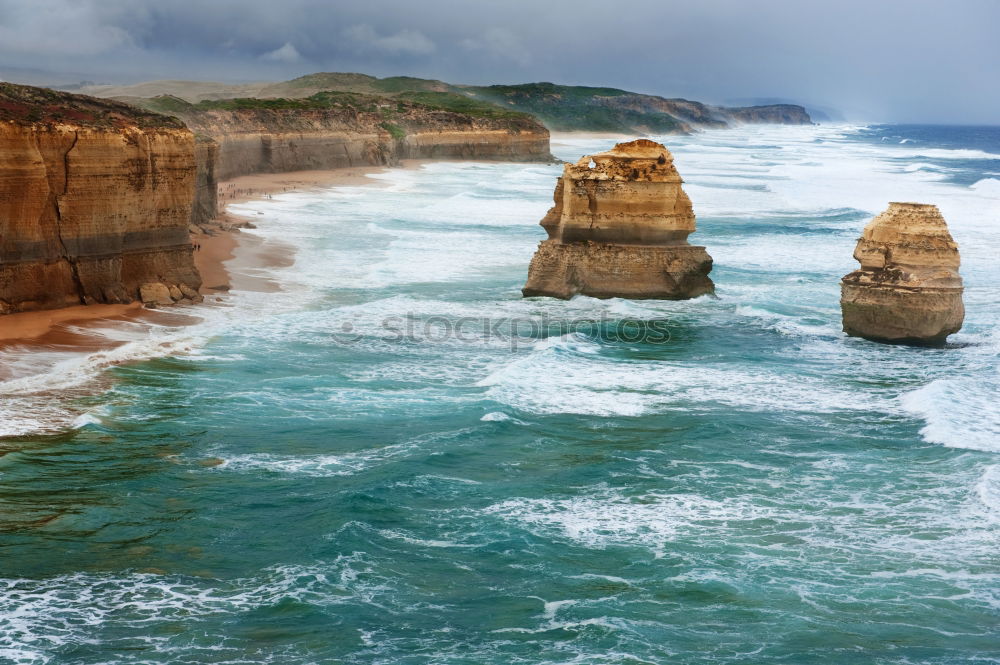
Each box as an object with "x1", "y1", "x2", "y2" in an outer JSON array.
[{"x1": 1, "y1": 124, "x2": 999, "y2": 664}]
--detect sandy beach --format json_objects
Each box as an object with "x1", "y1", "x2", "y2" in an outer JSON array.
[{"x1": 0, "y1": 165, "x2": 393, "y2": 346}]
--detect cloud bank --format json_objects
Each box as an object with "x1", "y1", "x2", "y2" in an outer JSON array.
[{"x1": 0, "y1": 0, "x2": 996, "y2": 123}]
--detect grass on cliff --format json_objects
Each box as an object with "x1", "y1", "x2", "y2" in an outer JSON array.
[
  {"x1": 372, "y1": 77, "x2": 457, "y2": 94},
  {"x1": 460, "y1": 83, "x2": 678, "y2": 133},
  {"x1": 140, "y1": 89, "x2": 537, "y2": 131},
  {"x1": 463, "y1": 82, "x2": 681, "y2": 132},
  {"x1": 142, "y1": 92, "x2": 387, "y2": 113},
  {"x1": 478, "y1": 82, "x2": 633, "y2": 100},
  {"x1": 0, "y1": 82, "x2": 185, "y2": 128},
  {"x1": 379, "y1": 121, "x2": 406, "y2": 140},
  {"x1": 394, "y1": 92, "x2": 531, "y2": 120},
  {"x1": 273, "y1": 73, "x2": 458, "y2": 96}
]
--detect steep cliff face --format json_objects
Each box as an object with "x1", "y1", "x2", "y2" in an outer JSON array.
[
  {"x1": 191, "y1": 135, "x2": 218, "y2": 227},
  {"x1": 523, "y1": 139, "x2": 714, "y2": 300},
  {"x1": 840, "y1": 202, "x2": 964, "y2": 345},
  {"x1": 149, "y1": 94, "x2": 550, "y2": 224},
  {"x1": 183, "y1": 109, "x2": 548, "y2": 180},
  {"x1": 715, "y1": 104, "x2": 813, "y2": 125},
  {"x1": 0, "y1": 83, "x2": 201, "y2": 314}
]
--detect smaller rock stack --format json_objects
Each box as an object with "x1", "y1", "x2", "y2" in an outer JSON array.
[
  {"x1": 522, "y1": 139, "x2": 714, "y2": 300},
  {"x1": 840, "y1": 202, "x2": 964, "y2": 345}
]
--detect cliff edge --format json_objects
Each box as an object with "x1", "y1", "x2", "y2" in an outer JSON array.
[
  {"x1": 137, "y1": 92, "x2": 551, "y2": 225},
  {"x1": 0, "y1": 83, "x2": 201, "y2": 314}
]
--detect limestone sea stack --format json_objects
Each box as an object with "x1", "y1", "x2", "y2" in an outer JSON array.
[
  {"x1": 522, "y1": 139, "x2": 714, "y2": 300},
  {"x1": 840, "y1": 202, "x2": 964, "y2": 345}
]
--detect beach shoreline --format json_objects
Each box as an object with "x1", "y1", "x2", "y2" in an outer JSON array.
[{"x1": 0, "y1": 164, "x2": 395, "y2": 345}]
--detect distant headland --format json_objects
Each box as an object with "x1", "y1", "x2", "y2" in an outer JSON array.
[{"x1": 67, "y1": 72, "x2": 814, "y2": 134}]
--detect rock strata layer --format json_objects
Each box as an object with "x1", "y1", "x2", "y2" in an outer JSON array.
[
  {"x1": 0, "y1": 83, "x2": 201, "y2": 314},
  {"x1": 522, "y1": 139, "x2": 714, "y2": 299},
  {"x1": 151, "y1": 99, "x2": 551, "y2": 226},
  {"x1": 840, "y1": 202, "x2": 964, "y2": 345}
]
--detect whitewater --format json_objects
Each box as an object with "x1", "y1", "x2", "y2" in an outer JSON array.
[{"x1": 1, "y1": 123, "x2": 998, "y2": 664}]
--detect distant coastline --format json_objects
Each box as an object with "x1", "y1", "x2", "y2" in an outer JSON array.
[
  {"x1": 78, "y1": 72, "x2": 815, "y2": 135},
  {"x1": 0, "y1": 72, "x2": 814, "y2": 341}
]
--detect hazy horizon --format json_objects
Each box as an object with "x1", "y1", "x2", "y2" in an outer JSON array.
[{"x1": 1, "y1": 0, "x2": 997, "y2": 124}]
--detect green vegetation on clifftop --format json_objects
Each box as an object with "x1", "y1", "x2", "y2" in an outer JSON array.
[
  {"x1": 395, "y1": 91, "x2": 532, "y2": 120},
  {"x1": 0, "y1": 82, "x2": 185, "y2": 129},
  {"x1": 467, "y1": 83, "x2": 683, "y2": 133},
  {"x1": 137, "y1": 90, "x2": 542, "y2": 134},
  {"x1": 98, "y1": 73, "x2": 811, "y2": 135}
]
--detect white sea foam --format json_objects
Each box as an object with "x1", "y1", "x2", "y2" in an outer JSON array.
[
  {"x1": 0, "y1": 557, "x2": 385, "y2": 663},
  {"x1": 909, "y1": 148, "x2": 1000, "y2": 160},
  {"x1": 0, "y1": 328, "x2": 210, "y2": 437},
  {"x1": 900, "y1": 377, "x2": 1000, "y2": 452},
  {"x1": 483, "y1": 487, "x2": 768, "y2": 557},
  {"x1": 70, "y1": 413, "x2": 102, "y2": 429},
  {"x1": 902, "y1": 162, "x2": 946, "y2": 173},
  {"x1": 974, "y1": 465, "x2": 1000, "y2": 519},
  {"x1": 476, "y1": 332, "x2": 885, "y2": 417},
  {"x1": 969, "y1": 177, "x2": 1000, "y2": 197},
  {"x1": 220, "y1": 452, "x2": 377, "y2": 476},
  {"x1": 218, "y1": 427, "x2": 478, "y2": 476}
]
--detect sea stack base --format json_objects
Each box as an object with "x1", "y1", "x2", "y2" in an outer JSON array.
[
  {"x1": 522, "y1": 138, "x2": 714, "y2": 300},
  {"x1": 523, "y1": 241, "x2": 714, "y2": 300},
  {"x1": 840, "y1": 202, "x2": 964, "y2": 346}
]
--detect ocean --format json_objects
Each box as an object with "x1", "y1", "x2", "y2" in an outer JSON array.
[{"x1": 1, "y1": 123, "x2": 999, "y2": 664}]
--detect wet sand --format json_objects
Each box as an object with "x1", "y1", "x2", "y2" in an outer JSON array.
[
  {"x1": 0, "y1": 303, "x2": 146, "y2": 344},
  {"x1": 0, "y1": 165, "x2": 393, "y2": 346}
]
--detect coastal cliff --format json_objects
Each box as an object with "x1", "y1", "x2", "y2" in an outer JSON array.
[
  {"x1": 523, "y1": 139, "x2": 714, "y2": 299},
  {"x1": 0, "y1": 83, "x2": 201, "y2": 314},
  {"x1": 719, "y1": 104, "x2": 813, "y2": 125},
  {"x1": 82, "y1": 74, "x2": 814, "y2": 136},
  {"x1": 139, "y1": 93, "x2": 550, "y2": 224},
  {"x1": 472, "y1": 83, "x2": 813, "y2": 133},
  {"x1": 191, "y1": 135, "x2": 218, "y2": 229},
  {"x1": 840, "y1": 202, "x2": 964, "y2": 345}
]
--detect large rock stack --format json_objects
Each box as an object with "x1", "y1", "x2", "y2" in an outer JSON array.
[
  {"x1": 840, "y1": 202, "x2": 964, "y2": 345},
  {"x1": 522, "y1": 139, "x2": 714, "y2": 300}
]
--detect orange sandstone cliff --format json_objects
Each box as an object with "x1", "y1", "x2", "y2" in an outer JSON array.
[
  {"x1": 0, "y1": 83, "x2": 201, "y2": 314},
  {"x1": 522, "y1": 139, "x2": 714, "y2": 300},
  {"x1": 840, "y1": 202, "x2": 964, "y2": 345},
  {"x1": 139, "y1": 95, "x2": 551, "y2": 225}
]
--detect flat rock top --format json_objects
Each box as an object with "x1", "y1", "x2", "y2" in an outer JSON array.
[
  {"x1": 866, "y1": 202, "x2": 954, "y2": 240},
  {"x1": 567, "y1": 138, "x2": 680, "y2": 182},
  {"x1": 594, "y1": 138, "x2": 670, "y2": 160}
]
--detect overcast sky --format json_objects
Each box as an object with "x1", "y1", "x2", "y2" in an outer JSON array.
[{"x1": 1, "y1": 0, "x2": 997, "y2": 123}]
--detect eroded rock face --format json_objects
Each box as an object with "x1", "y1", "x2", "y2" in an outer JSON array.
[
  {"x1": 0, "y1": 83, "x2": 202, "y2": 315},
  {"x1": 840, "y1": 202, "x2": 964, "y2": 345},
  {"x1": 522, "y1": 139, "x2": 714, "y2": 300},
  {"x1": 176, "y1": 104, "x2": 552, "y2": 225}
]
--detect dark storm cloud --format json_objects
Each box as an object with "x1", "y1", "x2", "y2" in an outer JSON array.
[{"x1": 1, "y1": 0, "x2": 997, "y2": 123}]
